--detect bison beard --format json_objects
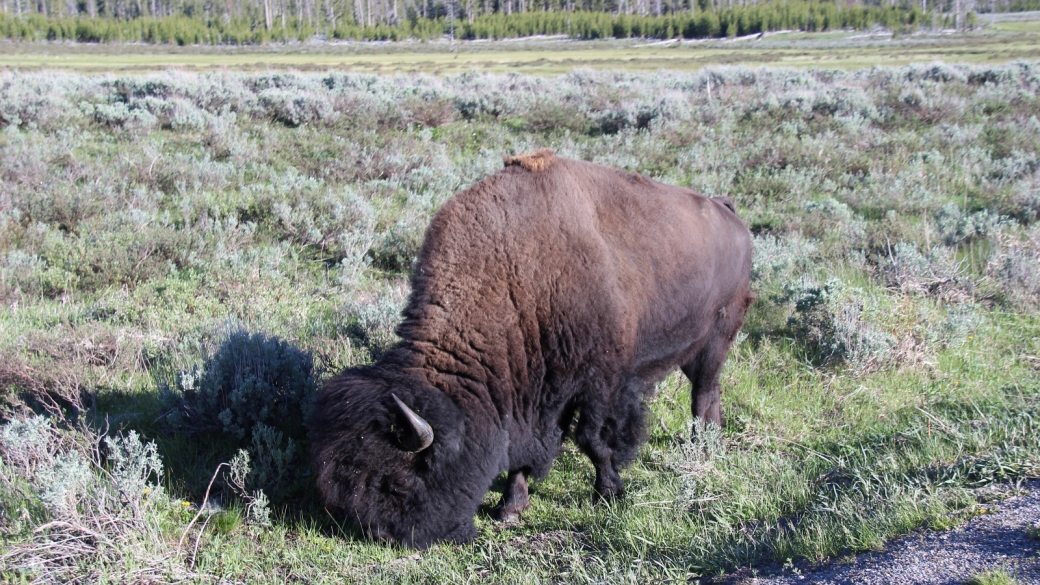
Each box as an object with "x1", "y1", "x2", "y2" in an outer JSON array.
[{"x1": 311, "y1": 150, "x2": 754, "y2": 548}]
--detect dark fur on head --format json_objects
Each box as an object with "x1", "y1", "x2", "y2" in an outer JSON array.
[{"x1": 310, "y1": 351, "x2": 506, "y2": 548}]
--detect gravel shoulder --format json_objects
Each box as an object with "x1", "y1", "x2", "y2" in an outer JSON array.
[{"x1": 721, "y1": 480, "x2": 1040, "y2": 585}]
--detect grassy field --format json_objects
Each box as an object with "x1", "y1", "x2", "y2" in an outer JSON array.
[
  {"x1": 1, "y1": 62, "x2": 1040, "y2": 583},
  {"x1": 991, "y1": 20, "x2": 1040, "y2": 33},
  {"x1": 1, "y1": 25, "x2": 1040, "y2": 74}
]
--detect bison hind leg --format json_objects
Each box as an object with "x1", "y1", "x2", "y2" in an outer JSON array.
[
  {"x1": 574, "y1": 380, "x2": 648, "y2": 502},
  {"x1": 492, "y1": 470, "x2": 531, "y2": 522},
  {"x1": 681, "y1": 342, "x2": 730, "y2": 429},
  {"x1": 682, "y1": 297, "x2": 749, "y2": 429}
]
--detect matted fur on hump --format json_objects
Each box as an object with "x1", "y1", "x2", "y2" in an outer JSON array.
[{"x1": 503, "y1": 148, "x2": 556, "y2": 172}]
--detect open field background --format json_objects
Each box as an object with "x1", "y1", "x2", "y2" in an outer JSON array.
[
  {"x1": 3, "y1": 26, "x2": 1040, "y2": 73},
  {"x1": 1, "y1": 60, "x2": 1040, "y2": 583}
]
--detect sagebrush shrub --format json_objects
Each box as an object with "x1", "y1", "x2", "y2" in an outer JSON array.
[
  {"x1": 87, "y1": 100, "x2": 159, "y2": 132},
  {"x1": 670, "y1": 420, "x2": 726, "y2": 510},
  {"x1": 343, "y1": 293, "x2": 406, "y2": 361},
  {"x1": 227, "y1": 449, "x2": 273, "y2": 527},
  {"x1": 986, "y1": 228, "x2": 1040, "y2": 308},
  {"x1": 1, "y1": 415, "x2": 59, "y2": 474},
  {"x1": 162, "y1": 329, "x2": 316, "y2": 497},
  {"x1": 751, "y1": 234, "x2": 817, "y2": 293},
  {"x1": 0, "y1": 415, "x2": 191, "y2": 582},
  {"x1": 927, "y1": 302, "x2": 980, "y2": 349},
  {"x1": 782, "y1": 277, "x2": 897, "y2": 371},
  {"x1": 935, "y1": 202, "x2": 1009, "y2": 246},
  {"x1": 37, "y1": 451, "x2": 95, "y2": 514},
  {"x1": 1005, "y1": 174, "x2": 1040, "y2": 223},
  {"x1": 878, "y1": 241, "x2": 970, "y2": 299},
  {"x1": 525, "y1": 99, "x2": 590, "y2": 133},
  {"x1": 164, "y1": 329, "x2": 315, "y2": 439},
  {"x1": 369, "y1": 220, "x2": 424, "y2": 273},
  {"x1": 404, "y1": 95, "x2": 458, "y2": 128},
  {"x1": 104, "y1": 431, "x2": 165, "y2": 502},
  {"x1": 258, "y1": 88, "x2": 335, "y2": 127}
]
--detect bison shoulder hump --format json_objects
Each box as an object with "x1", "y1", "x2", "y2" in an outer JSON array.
[{"x1": 503, "y1": 148, "x2": 556, "y2": 172}]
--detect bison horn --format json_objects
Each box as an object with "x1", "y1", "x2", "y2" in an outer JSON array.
[{"x1": 391, "y1": 393, "x2": 434, "y2": 452}]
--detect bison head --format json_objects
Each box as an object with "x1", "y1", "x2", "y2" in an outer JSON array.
[{"x1": 311, "y1": 363, "x2": 504, "y2": 548}]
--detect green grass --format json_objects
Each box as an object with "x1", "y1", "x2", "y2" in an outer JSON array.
[
  {"x1": 1, "y1": 25, "x2": 1040, "y2": 73},
  {"x1": 1, "y1": 62, "x2": 1040, "y2": 582},
  {"x1": 1027, "y1": 521, "x2": 1040, "y2": 540},
  {"x1": 991, "y1": 20, "x2": 1040, "y2": 33},
  {"x1": 965, "y1": 568, "x2": 1024, "y2": 585}
]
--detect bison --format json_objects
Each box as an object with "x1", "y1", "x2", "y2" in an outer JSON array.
[{"x1": 311, "y1": 149, "x2": 753, "y2": 548}]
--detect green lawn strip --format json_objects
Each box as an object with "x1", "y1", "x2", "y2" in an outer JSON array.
[{"x1": 0, "y1": 29, "x2": 1038, "y2": 73}]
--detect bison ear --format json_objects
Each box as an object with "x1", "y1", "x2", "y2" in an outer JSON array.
[
  {"x1": 392, "y1": 393, "x2": 435, "y2": 453},
  {"x1": 712, "y1": 196, "x2": 736, "y2": 213}
]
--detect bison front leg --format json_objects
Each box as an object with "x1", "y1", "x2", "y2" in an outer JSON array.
[
  {"x1": 492, "y1": 470, "x2": 531, "y2": 522},
  {"x1": 574, "y1": 386, "x2": 646, "y2": 503},
  {"x1": 574, "y1": 409, "x2": 624, "y2": 501}
]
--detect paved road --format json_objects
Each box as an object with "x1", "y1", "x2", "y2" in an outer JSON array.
[{"x1": 726, "y1": 481, "x2": 1040, "y2": 585}]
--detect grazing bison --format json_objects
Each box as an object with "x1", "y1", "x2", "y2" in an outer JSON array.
[{"x1": 311, "y1": 149, "x2": 753, "y2": 548}]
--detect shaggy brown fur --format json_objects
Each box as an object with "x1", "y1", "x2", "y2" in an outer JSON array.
[{"x1": 311, "y1": 153, "x2": 754, "y2": 548}]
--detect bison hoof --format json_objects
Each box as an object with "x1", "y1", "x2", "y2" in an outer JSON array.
[
  {"x1": 592, "y1": 487, "x2": 624, "y2": 504},
  {"x1": 493, "y1": 507, "x2": 521, "y2": 522},
  {"x1": 492, "y1": 493, "x2": 530, "y2": 522},
  {"x1": 492, "y1": 502, "x2": 529, "y2": 522}
]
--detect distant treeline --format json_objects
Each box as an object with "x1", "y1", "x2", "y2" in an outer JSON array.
[
  {"x1": 2, "y1": 0, "x2": 1040, "y2": 43},
  {"x1": 464, "y1": 3, "x2": 929, "y2": 40},
  {"x1": 0, "y1": 1, "x2": 943, "y2": 43}
]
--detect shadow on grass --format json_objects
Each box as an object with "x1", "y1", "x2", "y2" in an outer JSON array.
[{"x1": 81, "y1": 330, "x2": 346, "y2": 536}]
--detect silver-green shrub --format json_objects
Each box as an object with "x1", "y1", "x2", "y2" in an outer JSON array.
[
  {"x1": 927, "y1": 302, "x2": 980, "y2": 349},
  {"x1": 227, "y1": 449, "x2": 273, "y2": 527},
  {"x1": 783, "y1": 277, "x2": 897, "y2": 371},
  {"x1": 162, "y1": 329, "x2": 316, "y2": 498},
  {"x1": 672, "y1": 419, "x2": 727, "y2": 510},
  {"x1": 343, "y1": 292, "x2": 407, "y2": 362},
  {"x1": 803, "y1": 197, "x2": 867, "y2": 248},
  {"x1": 259, "y1": 88, "x2": 335, "y2": 127},
  {"x1": 369, "y1": 219, "x2": 424, "y2": 273},
  {"x1": 751, "y1": 234, "x2": 817, "y2": 293},
  {"x1": 36, "y1": 452, "x2": 94, "y2": 515},
  {"x1": 879, "y1": 241, "x2": 969, "y2": 298},
  {"x1": 935, "y1": 202, "x2": 1010, "y2": 246},
  {"x1": 104, "y1": 431, "x2": 165, "y2": 502},
  {"x1": 0, "y1": 416, "x2": 190, "y2": 582},
  {"x1": 165, "y1": 329, "x2": 316, "y2": 440},
  {"x1": 986, "y1": 226, "x2": 1040, "y2": 308},
  {"x1": 1006, "y1": 172, "x2": 1040, "y2": 223},
  {"x1": 248, "y1": 423, "x2": 297, "y2": 497}
]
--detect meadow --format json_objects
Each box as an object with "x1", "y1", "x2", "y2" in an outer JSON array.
[
  {"x1": 3, "y1": 26, "x2": 1040, "y2": 74},
  {"x1": 1, "y1": 60, "x2": 1040, "y2": 583}
]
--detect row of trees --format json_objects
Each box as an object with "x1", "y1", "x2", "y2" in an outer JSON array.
[
  {"x1": 2, "y1": 0, "x2": 1011, "y2": 24},
  {"x1": 463, "y1": 3, "x2": 930, "y2": 39},
  {"x1": 0, "y1": 0, "x2": 1030, "y2": 43},
  {"x1": 0, "y1": 3, "x2": 934, "y2": 43}
]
